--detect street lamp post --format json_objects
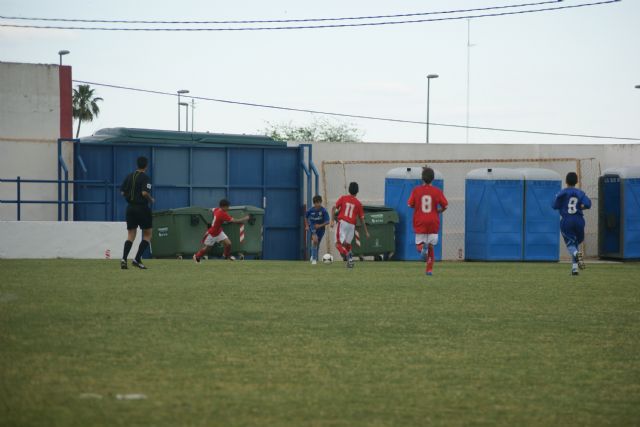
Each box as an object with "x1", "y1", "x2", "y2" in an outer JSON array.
[
  {"x1": 58, "y1": 50, "x2": 70, "y2": 66},
  {"x1": 180, "y1": 102, "x2": 189, "y2": 132},
  {"x1": 177, "y1": 89, "x2": 189, "y2": 131},
  {"x1": 426, "y1": 74, "x2": 439, "y2": 144}
]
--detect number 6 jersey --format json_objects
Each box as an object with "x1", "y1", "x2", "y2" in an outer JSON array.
[
  {"x1": 408, "y1": 184, "x2": 448, "y2": 234},
  {"x1": 552, "y1": 187, "x2": 592, "y2": 220}
]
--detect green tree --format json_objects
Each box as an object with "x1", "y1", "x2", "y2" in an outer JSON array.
[
  {"x1": 72, "y1": 84, "x2": 103, "y2": 138},
  {"x1": 263, "y1": 118, "x2": 363, "y2": 142}
]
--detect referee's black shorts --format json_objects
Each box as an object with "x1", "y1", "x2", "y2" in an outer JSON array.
[{"x1": 126, "y1": 204, "x2": 152, "y2": 230}]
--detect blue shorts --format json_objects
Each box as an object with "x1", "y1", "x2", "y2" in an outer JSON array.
[
  {"x1": 561, "y1": 217, "x2": 585, "y2": 247},
  {"x1": 309, "y1": 227, "x2": 325, "y2": 243}
]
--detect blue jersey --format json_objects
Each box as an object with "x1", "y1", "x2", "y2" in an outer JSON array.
[
  {"x1": 305, "y1": 206, "x2": 329, "y2": 228},
  {"x1": 552, "y1": 187, "x2": 592, "y2": 220}
]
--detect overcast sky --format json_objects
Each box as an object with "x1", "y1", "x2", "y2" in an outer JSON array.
[{"x1": 1, "y1": 0, "x2": 639, "y2": 144}]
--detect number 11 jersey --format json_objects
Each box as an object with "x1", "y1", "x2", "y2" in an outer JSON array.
[
  {"x1": 408, "y1": 184, "x2": 448, "y2": 234},
  {"x1": 335, "y1": 195, "x2": 364, "y2": 225}
]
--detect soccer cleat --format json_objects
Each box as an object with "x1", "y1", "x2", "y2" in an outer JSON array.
[
  {"x1": 226, "y1": 255, "x2": 236, "y2": 261},
  {"x1": 576, "y1": 251, "x2": 586, "y2": 270},
  {"x1": 571, "y1": 271, "x2": 579, "y2": 276},
  {"x1": 426, "y1": 271, "x2": 433, "y2": 276},
  {"x1": 311, "y1": 259, "x2": 317, "y2": 265},
  {"x1": 420, "y1": 246, "x2": 428, "y2": 260},
  {"x1": 120, "y1": 259, "x2": 128, "y2": 270},
  {"x1": 193, "y1": 254, "x2": 201, "y2": 264},
  {"x1": 132, "y1": 259, "x2": 147, "y2": 270}
]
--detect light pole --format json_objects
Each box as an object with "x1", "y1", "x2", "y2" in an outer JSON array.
[
  {"x1": 426, "y1": 74, "x2": 439, "y2": 144},
  {"x1": 191, "y1": 99, "x2": 195, "y2": 132},
  {"x1": 177, "y1": 89, "x2": 189, "y2": 131},
  {"x1": 58, "y1": 50, "x2": 70, "y2": 66},
  {"x1": 180, "y1": 102, "x2": 189, "y2": 132}
]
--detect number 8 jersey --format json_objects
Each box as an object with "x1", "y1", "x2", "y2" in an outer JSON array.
[
  {"x1": 552, "y1": 187, "x2": 592, "y2": 220},
  {"x1": 408, "y1": 184, "x2": 448, "y2": 234}
]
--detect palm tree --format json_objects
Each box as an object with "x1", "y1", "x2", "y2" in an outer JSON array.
[{"x1": 72, "y1": 84, "x2": 103, "y2": 138}]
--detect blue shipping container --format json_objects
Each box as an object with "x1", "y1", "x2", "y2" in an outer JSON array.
[{"x1": 73, "y1": 128, "x2": 303, "y2": 260}]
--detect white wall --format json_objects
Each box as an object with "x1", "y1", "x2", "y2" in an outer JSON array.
[
  {"x1": 0, "y1": 62, "x2": 72, "y2": 221},
  {"x1": 0, "y1": 221, "x2": 130, "y2": 259}
]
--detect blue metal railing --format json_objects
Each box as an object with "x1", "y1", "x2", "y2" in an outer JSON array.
[{"x1": 0, "y1": 178, "x2": 109, "y2": 221}]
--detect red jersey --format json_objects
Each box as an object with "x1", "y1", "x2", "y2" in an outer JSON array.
[
  {"x1": 408, "y1": 185, "x2": 448, "y2": 234},
  {"x1": 334, "y1": 195, "x2": 364, "y2": 225},
  {"x1": 208, "y1": 208, "x2": 232, "y2": 237}
]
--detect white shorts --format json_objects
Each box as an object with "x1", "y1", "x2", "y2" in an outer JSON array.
[
  {"x1": 203, "y1": 231, "x2": 228, "y2": 246},
  {"x1": 336, "y1": 220, "x2": 355, "y2": 245},
  {"x1": 415, "y1": 233, "x2": 439, "y2": 246}
]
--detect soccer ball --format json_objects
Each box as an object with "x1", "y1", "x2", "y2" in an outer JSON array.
[{"x1": 322, "y1": 253, "x2": 334, "y2": 264}]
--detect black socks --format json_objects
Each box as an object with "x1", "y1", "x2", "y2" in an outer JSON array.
[{"x1": 122, "y1": 240, "x2": 133, "y2": 260}]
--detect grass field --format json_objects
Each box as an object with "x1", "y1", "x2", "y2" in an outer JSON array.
[{"x1": 1, "y1": 259, "x2": 639, "y2": 427}]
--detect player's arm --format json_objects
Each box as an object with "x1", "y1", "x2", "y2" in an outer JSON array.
[
  {"x1": 437, "y1": 193, "x2": 449, "y2": 213},
  {"x1": 230, "y1": 214, "x2": 251, "y2": 224},
  {"x1": 580, "y1": 193, "x2": 592, "y2": 210},
  {"x1": 304, "y1": 210, "x2": 311, "y2": 231},
  {"x1": 551, "y1": 192, "x2": 562, "y2": 210},
  {"x1": 329, "y1": 199, "x2": 341, "y2": 228},
  {"x1": 358, "y1": 204, "x2": 370, "y2": 237},
  {"x1": 407, "y1": 189, "x2": 415, "y2": 208},
  {"x1": 140, "y1": 176, "x2": 155, "y2": 204}
]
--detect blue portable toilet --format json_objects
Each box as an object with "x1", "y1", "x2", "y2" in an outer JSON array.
[
  {"x1": 518, "y1": 168, "x2": 561, "y2": 261},
  {"x1": 465, "y1": 168, "x2": 524, "y2": 261},
  {"x1": 384, "y1": 167, "x2": 444, "y2": 261},
  {"x1": 599, "y1": 166, "x2": 640, "y2": 260}
]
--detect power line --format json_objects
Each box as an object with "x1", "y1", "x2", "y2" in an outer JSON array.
[
  {"x1": 0, "y1": 1, "x2": 621, "y2": 31},
  {"x1": 72, "y1": 79, "x2": 640, "y2": 142},
  {"x1": 0, "y1": 1, "x2": 561, "y2": 24}
]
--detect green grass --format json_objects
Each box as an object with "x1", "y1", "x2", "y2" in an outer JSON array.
[{"x1": 1, "y1": 259, "x2": 639, "y2": 427}]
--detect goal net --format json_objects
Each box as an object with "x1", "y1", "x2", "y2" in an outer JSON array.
[{"x1": 320, "y1": 157, "x2": 600, "y2": 261}]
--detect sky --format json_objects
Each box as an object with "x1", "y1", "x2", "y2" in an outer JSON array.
[{"x1": 1, "y1": 0, "x2": 639, "y2": 144}]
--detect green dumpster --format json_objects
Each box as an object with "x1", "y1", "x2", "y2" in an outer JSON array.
[
  {"x1": 208, "y1": 206, "x2": 264, "y2": 259},
  {"x1": 152, "y1": 205, "x2": 264, "y2": 259},
  {"x1": 152, "y1": 207, "x2": 212, "y2": 258},
  {"x1": 353, "y1": 206, "x2": 399, "y2": 260}
]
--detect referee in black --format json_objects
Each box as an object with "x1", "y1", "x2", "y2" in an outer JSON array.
[{"x1": 120, "y1": 156, "x2": 155, "y2": 269}]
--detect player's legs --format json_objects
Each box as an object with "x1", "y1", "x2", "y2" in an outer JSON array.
[
  {"x1": 561, "y1": 219, "x2": 580, "y2": 275},
  {"x1": 415, "y1": 234, "x2": 429, "y2": 260},
  {"x1": 222, "y1": 238, "x2": 235, "y2": 260},
  {"x1": 310, "y1": 231, "x2": 319, "y2": 263},
  {"x1": 122, "y1": 205, "x2": 139, "y2": 269},
  {"x1": 425, "y1": 234, "x2": 439, "y2": 275},
  {"x1": 132, "y1": 207, "x2": 153, "y2": 269},
  {"x1": 194, "y1": 232, "x2": 229, "y2": 261},
  {"x1": 335, "y1": 221, "x2": 350, "y2": 259}
]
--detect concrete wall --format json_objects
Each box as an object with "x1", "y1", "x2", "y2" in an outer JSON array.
[
  {"x1": 0, "y1": 62, "x2": 73, "y2": 221},
  {"x1": 0, "y1": 221, "x2": 129, "y2": 259}
]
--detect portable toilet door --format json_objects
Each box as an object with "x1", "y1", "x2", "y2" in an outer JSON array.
[
  {"x1": 465, "y1": 168, "x2": 525, "y2": 261},
  {"x1": 384, "y1": 167, "x2": 444, "y2": 261},
  {"x1": 599, "y1": 166, "x2": 640, "y2": 259},
  {"x1": 518, "y1": 168, "x2": 561, "y2": 261}
]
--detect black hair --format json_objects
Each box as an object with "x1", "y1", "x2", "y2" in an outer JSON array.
[
  {"x1": 137, "y1": 156, "x2": 148, "y2": 170},
  {"x1": 312, "y1": 195, "x2": 322, "y2": 204},
  {"x1": 566, "y1": 172, "x2": 578, "y2": 186},
  {"x1": 422, "y1": 167, "x2": 435, "y2": 184},
  {"x1": 219, "y1": 198, "x2": 230, "y2": 207},
  {"x1": 348, "y1": 182, "x2": 359, "y2": 195}
]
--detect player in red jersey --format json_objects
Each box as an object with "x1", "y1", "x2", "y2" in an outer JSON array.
[
  {"x1": 407, "y1": 167, "x2": 448, "y2": 276},
  {"x1": 193, "y1": 199, "x2": 250, "y2": 263},
  {"x1": 330, "y1": 182, "x2": 370, "y2": 268}
]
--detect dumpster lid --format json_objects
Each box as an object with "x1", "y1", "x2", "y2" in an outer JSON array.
[
  {"x1": 152, "y1": 206, "x2": 212, "y2": 216},
  {"x1": 362, "y1": 205, "x2": 399, "y2": 224},
  {"x1": 602, "y1": 166, "x2": 640, "y2": 179},
  {"x1": 466, "y1": 168, "x2": 524, "y2": 180},
  {"x1": 386, "y1": 166, "x2": 443, "y2": 180},
  {"x1": 515, "y1": 168, "x2": 561, "y2": 181},
  {"x1": 228, "y1": 205, "x2": 265, "y2": 214}
]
